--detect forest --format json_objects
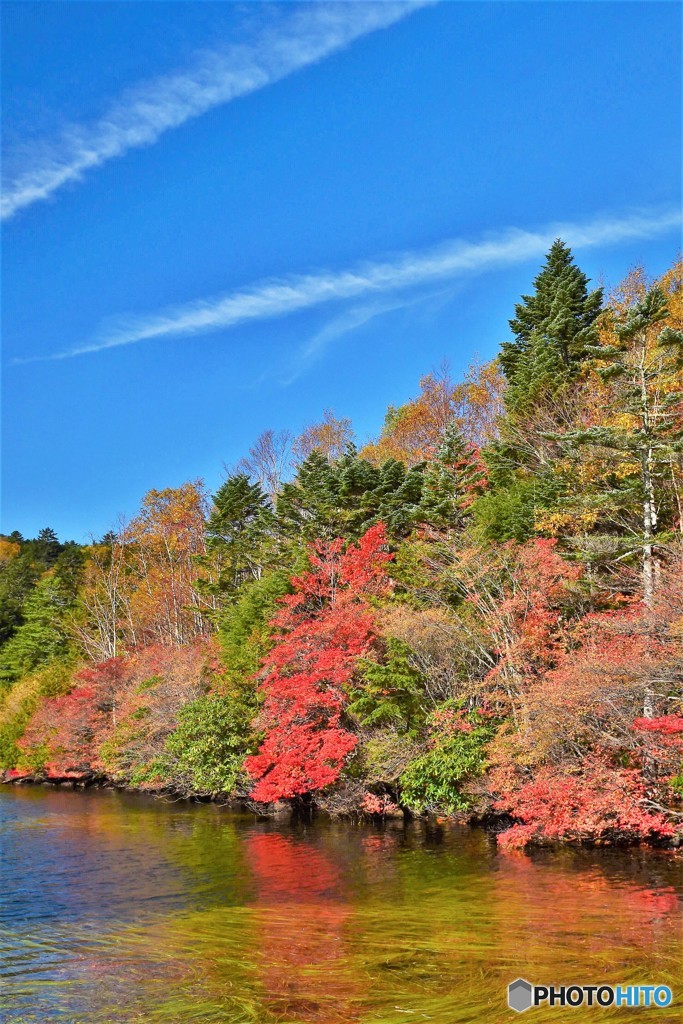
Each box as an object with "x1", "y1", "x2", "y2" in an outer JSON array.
[{"x1": 1, "y1": 242, "x2": 682, "y2": 851}]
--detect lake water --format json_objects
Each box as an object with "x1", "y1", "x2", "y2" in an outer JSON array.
[{"x1": 1, "y1": 786, "x2": 681, "y2": 1023}]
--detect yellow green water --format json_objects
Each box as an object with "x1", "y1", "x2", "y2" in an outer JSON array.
[{"x1": 1, "y1": 786, "x2": 681, "y2": 1023}]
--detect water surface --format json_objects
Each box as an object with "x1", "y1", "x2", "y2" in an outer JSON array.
[{"x1": 1, "y1": 786, "x2": 681, "y2": 1022}]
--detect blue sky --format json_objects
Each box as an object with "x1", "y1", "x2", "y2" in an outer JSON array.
[{"x1": 2, "y1": 1, "x2": 681, "y2": 542}]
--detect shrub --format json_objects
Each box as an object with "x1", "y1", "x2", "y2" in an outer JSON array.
[{"x1": 164, "y1": 693, "x2": 254, "y2": 796}]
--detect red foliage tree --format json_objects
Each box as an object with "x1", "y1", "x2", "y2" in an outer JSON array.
[
  {"x1": 632, "y1": 715, "x2": 683, "y2": 790},
  {"x1": 495, "y1": 754, "x2": 676, "y2": 850},
  {"x1": 18, "y1": 643, "x2": 213, "y2": 781},
  {"x1": 245, "y1": 523, "x2": 392, "y2": 802},
  {"x1": 19, "y1": 658, "x2": 126, "y2": 778}
]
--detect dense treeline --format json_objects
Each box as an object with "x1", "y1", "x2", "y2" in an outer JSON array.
[{"x1": 2, "y1": 242, "x2": 682, "y2": 849}]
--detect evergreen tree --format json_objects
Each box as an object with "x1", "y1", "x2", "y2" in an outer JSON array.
[
  {"x1": 500, "y1": 239, "x2": 603, "y2": 411},
  {"x1": 556, "y1": 286, "x2": 683, "y2": 609},
  {"x1": 477, "y1": 243, "x2": 603, "y2": 540},
  {"x1": 0, "y1": 573, "x2": 77, "y2": 685},
  {"x1": 418, "y1": 423, "x2": 487, "y2": 530},
  {"x1": 203, "y1": 474, "x2": 273, "y2": 597},
  {"x1": 0, "y1": 552, "x2": 37, "y2": 646},
  {"x1": 365, "y1": 458, "x2": 424, "y2": 536},
  {"x1": 349, "y1": 638, "x2": 426, "y2": 734},
  {"x1": 219, "y1": 570, "x2": 292, "y2": 686},
  {"x1": 276, "y1": 450, "x2": 344, "y2": 541},
  {"x1": 29, "y1": 527, "x2": 63, "y2": 568}
]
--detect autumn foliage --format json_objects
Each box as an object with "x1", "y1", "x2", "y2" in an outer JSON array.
[
  {"x1": 495, "y1": 755, "x2": 675, "y2": 851},
  {"x1": 2, "y1": 249, "x2": 682, "y2": 852},
  {"x1": 245, "y1": 524, "x2": 392, "y2": 801}
]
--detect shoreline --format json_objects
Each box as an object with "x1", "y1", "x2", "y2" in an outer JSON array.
[{"x1": 4, "y1": 774, "x2": 681, "y2": 853}]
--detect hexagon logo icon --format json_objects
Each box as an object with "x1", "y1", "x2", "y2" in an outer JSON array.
[{"x1": 508, "y1": 978, "x2": 533, "y2": 1013}]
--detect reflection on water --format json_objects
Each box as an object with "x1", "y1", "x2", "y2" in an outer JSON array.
[{"x1": 1, "y1": 786, "x2": 681, "y2": 1023}]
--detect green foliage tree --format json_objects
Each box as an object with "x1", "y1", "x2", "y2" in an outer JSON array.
[
  {"x1": 473, "y1": 475, "x2": 562, "y2": 542},
  {"x1": 349, "y1": 639, "x2": 426, "y2": 734},
  {"x1": 477, "y1": 241, "x2": 603, "y2": 540},
  {"x1": 276, "y1": 449, "x2": 344, "y2": 541},
  {"x1": 219, "y1": 569, "x2": 292, "y2": 684},
  {"x1": 399, "y1": 708, "x2": 492, "y2": 812},
  {"x1": 164, "y1": 692, "x2": 255, "y2": 796},
  {"x1": 500, "y1": 238, "x2": 603, "y2": 411},
  {"x1": 418, "y1": 423, "x2": 486, "y2": 530},
  {"x1": 202, "y1": 473, "x2": 274, "y2": 598},
  {"x1": 0, "y1": 571, "x2": 79, "y2": 686},
  {"x1": 555, "y1": 286, "x2": 683, "y2": 608},
  {"x1": 0, "y1": 552, "x2": 37, "y2": 646},
  {"x1": 277, "y1": 448, "x2": 426, "y2": 543}
]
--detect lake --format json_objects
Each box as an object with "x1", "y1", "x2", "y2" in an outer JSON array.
[{"x1": 1, "y1": 786, "x2": 681, "y2": 1022}]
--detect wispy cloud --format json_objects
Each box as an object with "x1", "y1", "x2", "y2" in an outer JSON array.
[
  {"x1": 1, "y1": 2, "x2": 429, "y2": 220},
  {"x1": 13, "y1": 207, "x2": 681, "y2": 364},
  {"x1": 282, "y1": 288, "x2": 452, "y2": 385}
]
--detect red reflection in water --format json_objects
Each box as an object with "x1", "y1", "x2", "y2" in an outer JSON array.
[
  {"x1": 246, "y1": 834, "x2": 360, "y2": 1023},
  {"x1": 493, "y1": 851, "x2": 682, "y2": 972}
]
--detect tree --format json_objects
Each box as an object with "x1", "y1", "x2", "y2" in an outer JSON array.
[
  {"x1": 349, "y1": 638, "x2": 425, "y2": 734},
  {"x1": 0, "y1": 572, "x2": 79, "y2": 685},
  {"x1": 361, "y1": 360, "x2": 506, "y2": 467},
  {"x1": 293, "y1": 409, "x2": 354, "y2": 465},
  {"x1": 417, "y1": 422, "x2": 487, "y2": 530},
  {"x1": 125, "y1": 482, "x2": 212, "y2": 647},
  {"x1": 72, "y1": 532, "x2": 129, "y2": 661},
  {"x1": 203, "y1": 474, "x2": 273, "y2": 597},
  {"x1": 17, "y1": 657, "x2": 127, "y2": 778},
  {"x1": 477, "y1": 242, "x2": 603, "y2": 539},
  {"x1": 219, "y1": 570, "x2": 292, "y2": 686},
  {"x1": 495, "y1": 754, "x2": 675, "y2": 850},
  {"x1": 500, "y1": 239, "x2": 603, "y2": 410},
  {"x1": 73, "y1": 483, "x2": 212, "y2": 658},
  {"x1": 245, "y1": 523, "x2": 393, "y2": 802},
  {"x1": 31, "y1": 528, "x2": 63, "y2": 568},
  {"x1": 236, "y1": 429, "x2": 294, "y2": 505},
  {"x1": 276, "y1": 450, "x2": 343, "y2": 542},
  {"x1": 557, "y1": 285, "x2": 683, "y2": 610},
  {"x1": 361, "y1": 364, "x2": 463, "y2": 466},
  {"x1": 399, "y1": 705, "x2": 492, "y2": 813},
  {"x1": 0, "y1": 544, "x2": 36, "y2": 647},
  {"x1": 276, "y1": 449, "x2": 426, "y2": 543},
  {"x1": 164, "y1": 692, "x2": 254, "y2": 797}
]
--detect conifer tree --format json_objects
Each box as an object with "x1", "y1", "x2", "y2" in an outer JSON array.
[
  {"x1": 557, "y1": 286, "x2": 683, "y2": 609},
  {"x1": 478, "y1": 242, "x2": 603, "y2": 540},
  {"x1": 500, "y1": 239, "x2": 603, "y2": 411},
  {"x1": 276, "y1": 450, "x2": 342, "y2": 541},
  {"x1": 0, "y1": 573, "x2": 77, "y2": 684},
  {"x1": 204, "y1": 474, "x2": 273, "y2": 596},
  {"x1": 418, "y1": 423, "x2": 487, "y2": 530}
]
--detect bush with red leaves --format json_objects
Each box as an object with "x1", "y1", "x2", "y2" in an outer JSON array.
[
  {"x1": 495, "y1": 755, "x2": 677, "y2": 850},
  {"x1": 245, "y1": 524, "x2": 392, "y2": 802}
]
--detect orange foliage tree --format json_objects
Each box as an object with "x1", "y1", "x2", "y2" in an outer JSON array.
[
  {"x1": 361, "y1": 361, "x2": 504, "y2": 467},
  {"x1": 75, "y1": 482, "x2": 213, "y2": 659}
]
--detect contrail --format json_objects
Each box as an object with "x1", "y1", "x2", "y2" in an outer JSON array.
[
  {"x1": 13, "y1": 207, "x2": 681, "y2": 363},
  {"x1": 2, "y1": 2, "x2": 430, "y2": 220}
]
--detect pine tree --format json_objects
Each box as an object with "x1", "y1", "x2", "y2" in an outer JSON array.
[
  {"x1": 557, "y1": 286, "x2": 683, "y2": 611},
  {"x1": 418, "y1": 422, "x2": 487, "y2": 530},
  {"x1": 204, "y1": 474, "x2": 273, "y2": 597},
  {"x1": 500, "y1": 239, "x2": 603, "y2": 411}
]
